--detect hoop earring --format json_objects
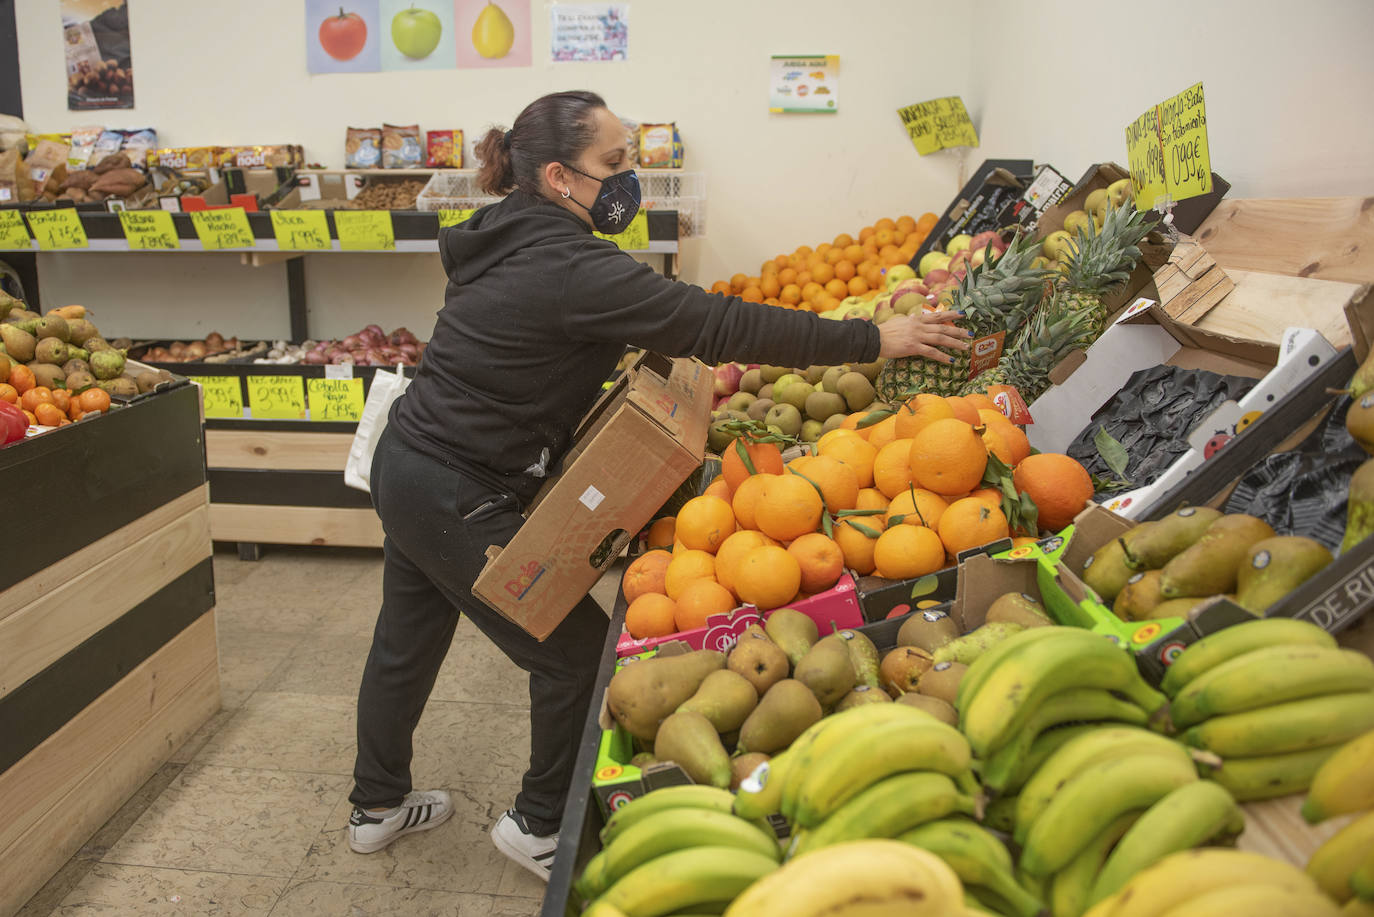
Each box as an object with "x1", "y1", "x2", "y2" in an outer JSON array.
[{"x1": 561, "y1": 188, "x2": 571, "y2": 199}]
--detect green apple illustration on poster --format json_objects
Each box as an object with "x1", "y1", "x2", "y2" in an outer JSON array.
[{"x1": 380, "y1": 0, "x2": 455, "y2": 70}]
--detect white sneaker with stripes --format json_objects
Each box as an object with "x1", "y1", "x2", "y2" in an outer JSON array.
[
  {"x1": 347, "y1": 789, "x2": 453, "y2": 854},
  {"x1": 491, "y1": 809, "x2": 558, "y2": 882}
]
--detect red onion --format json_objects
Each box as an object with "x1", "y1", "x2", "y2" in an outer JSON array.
[
  {"x1": 364, "y1": 324, "x2": 385, "y2": 339},
  {"x1": 302, "y1": 351, "x2": 328, "y2": 364},
  {"x1": 365, "y1": 349, "x2": 387, "y2": 364},
  {"x1": 342, "y1": 334, "x2": 361, "y2": 349},
  {"x1": 398, "y1": 343, "x2": 419, "y2": 359},
  {"x1": 329, "y1": 353, "x2": 355, "y2": 365}
]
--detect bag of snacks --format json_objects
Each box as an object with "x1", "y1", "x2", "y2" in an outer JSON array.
[
  {"x1": 345, "y1": 127, "x2": 382, "y2": 168},
  {"x1": 381, "y1": 124, "x2": 423, "y2": 169},
  {"x1": 90, "y1": 130, "x2": 125, "y2": 169},
  {"x1": 68, "y1": 126, "x2": 103, "y2": 169},
  {"x1": 638, "y1": 123, "x2": 684, "y2": 168},
  {"x1": 425, "y1": 129, "x2": 463, "y2": 168},
  {"x1": 0, "y1": 149, "x2": 20, "y2": 203},
  {"x1": 119, "y1": 128, "x2": 157, "y2": 169}
]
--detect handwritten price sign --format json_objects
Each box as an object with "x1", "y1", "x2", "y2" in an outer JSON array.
[
  {"x1": 1125, "y1": 82, "x2": 1211, "y2": 210},
  {"x1": 898, "y1": 97, "x2": 980, "y2": 156},
  {"x1": 0, "y1": 210, "x2": 31, "y2": 249},
  {"x1": 594, "y1": 211, "x2": 650, "y2": 251},
  {"x1": 247, "y1": 375, "x2": 307, "y2": 419},
  {"x1": 190, "y1": 208, "x2": 255, "y2": 249},
  {"x1": 438, "y1": 208, "x2": 477, "y2": 228},
  {"x1": 119, "y1": 210, "x2": 181, "y2": 250},
  {"x1": 270, "y1": 210, "x2": 331, "y2": 251},
  {"x1": 25, "y1": 209, "x2": 89, "y2": 250},
  {"x1": 307, "y1": 378, "x2": 364, "y2": 421},
  {"x1": 188, "y1": 376, "x2": 244, "y2": 419},
  {"x1": 335, "y1": 210, "x2": 396, "y2": 251}
]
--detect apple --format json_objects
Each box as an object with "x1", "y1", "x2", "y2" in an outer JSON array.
[
  {"x1": 948, "y1": 249, "x2": 973, "y2": 272},
  {"x1": 884, "y1": 264, "x2": 917, "y2": 290},
  {"x1": 713, "y1": 362, "x2": 744, "y2": 397},
  {"x1": 918, "y1": 251, "x2": 951, "y2": 278},
  {"x1": 772, "y1": 373, "x2": 805, "y2": 398},
  {"x1": 968, "y1": 230, "x2": 1005, "y2": 257},
  {"x1": 1084, "y1": 188, "x2": 1109, "y2": 220},
  {"x1": 391, "y1": 5, "x2": 442, "y2": 59},
  {"x1": 1061, "y1": 210, "x2": 1093, "y2": 238},
  {"x1": 923, "y1": 269, "x2": 953, "y2": 288},
  {"x1": 1107, "y1": 178, "x2": 1133, "y2": 207},
  {"x1": 1041, "y1": 230, "x2": 1073, "y2": 260},
  {"x1": 945, "y1": 233, "x2": 973, "y2": 256}
]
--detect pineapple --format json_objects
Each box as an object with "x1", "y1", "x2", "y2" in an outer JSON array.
[
  {"x1": 1053, "y1": 200, "x2": 1158, "y2": 352},
  {"x1": 876, "y1": 233, "x2": 1051, "y2": 403},
  {"x1": 961, "y1": 296, "x2": 1097, "y2": 403}
]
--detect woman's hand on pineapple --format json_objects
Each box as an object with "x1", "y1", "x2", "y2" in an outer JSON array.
[{"x1": 877, "y1": 310, "x2": 971, "y2": 361}]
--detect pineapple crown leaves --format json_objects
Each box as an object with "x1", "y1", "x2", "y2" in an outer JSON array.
[
  {"x1": 951, "y1": 232, "x2": 1054, "y2": 333},
  {"x1": 1059, "y1": 201, "x2": 1159, "y2": 296}
]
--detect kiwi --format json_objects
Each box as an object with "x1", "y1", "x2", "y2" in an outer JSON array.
[
  {"x1": 65, "y1": 370, "x2": 96, "y2": 391},
  {"x1": 99, "y1": 377, "x2": 139, "y2": 397}
]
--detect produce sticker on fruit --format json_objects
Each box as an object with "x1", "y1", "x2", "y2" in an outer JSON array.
[
  {"x1": 768, "y1": 55, "x2": 839, "y2": 114},
  {"x1": 118, "y1": 210, "x2": 180, "y2": 250},
  {"x1": 898, "y1": 97, "x2": 979, "y2": 156},
  {"x1": 61, "y1": 0, "x2": 135, "y2": 110},
  {"x1": 549, "y1": 3, "x2": 628, "y2": 62},
  {"x1": 1124, "y1": 82, "x2": 1211, "y2": 211}
]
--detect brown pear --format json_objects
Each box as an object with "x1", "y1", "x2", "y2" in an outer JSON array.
[
  {"x1": 737, "y1": 679, "x2": 823, "y2": 754},
  {"x1": 897, "y1": 609, "x2": 961, "y2": 653},
  {"x1": 677, "y1": 669, "x2": 759, "y2": 734},
  {"x1": 607, "y1": 649, "x2": 726, "y2": 742},
  {"x1": 880, "y1": 646, "x2": 935, "y2": 698},
  {"x1": 793, "y1": 635, "x2": 857, "y2": 707},
  {"x1": 985, "y1": 592, "x2": 1052, "y2": 628},
  {"x1": 835, "y1": 684, "x2": 892, "y2": 711},
  {"x1": 654, "y1": 711, "x2": 732, "y2": 788},
  {"x1": 917, "y1": 660, "x2": 968, "y2": 704},
  {"x1": 728, "y1": 626, "x2": 791, "y2": 697},
  {"x1": 895, "y1": 692, "x2": 959, "y2": 726}
]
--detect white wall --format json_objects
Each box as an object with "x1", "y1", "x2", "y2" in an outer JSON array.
[{"x1": 12, "y1": 0, "x2": 1374, "y2": 341}]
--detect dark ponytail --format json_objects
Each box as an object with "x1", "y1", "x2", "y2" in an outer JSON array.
[{"x1": 475, "y1": 90, "x2": 607, "y2": 197}]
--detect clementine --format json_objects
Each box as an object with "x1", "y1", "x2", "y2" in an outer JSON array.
[
  {"x1": 909, "y1": 419, "x2": 987, "y2": 495},
  {"x1": 787, "y1": 532, "x2": 845, "y2": 594},
  {"x1": 1012, "y1": 453, "x2": 1094, "y2": 533},
  {"x1": 733, "y1": 545, "x2": 802, "y2": 610},
  {"x1": 626, "y1": 593, "x2": 680, "y2": 639},
  {"x1": 622, "y1": 549, "x2": 672, "y2": 603}
]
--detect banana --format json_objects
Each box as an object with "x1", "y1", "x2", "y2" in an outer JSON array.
[
  {"x1": 1015, "y1": 728, "x2": 1192, "y2": 845},
  {"x1": 1308, "y1": 810, "x2": 1374, "y2": 903},
  {"x1": 957, "y1": 626, "x2": 1067, "y2": 712},
  {"x1": 582, "y1": 901, "x2": 630, "y2": 917},
  {"x1": 792, "y1": 771, "x2": 977, "y2": 855},
  {"x1": 1002, "y1": 723, "x2": 1100, "y2": 796},
  {"x1": 791, "y1": 718, "x2": 972, "y2": 827},
  {"x1": 722, "y1": 839, "x2": 965, "y2": 917},
  {"x1": 1151, "y1": 883, "x2": 1342, "y2": 917},
  {"x1": 1200, "y1": 743, "x2": 1341, "y2": 802},
  {"x1": 1344, "y1": 899, "x2": 1374, "y2": 916},
  {"x1": 967, "y1": 885, "x2": 1026, "y2": 917},
  {"x1": 984, "y1": 794, "x2": 1019, "y2": 834},
  {"x1": 981, "y1": 689, "x2": 1150, "y2": 792},
  {"x1": 1082, "y1": 848, "x2": 1323, "y2": 917},
  {"x1": 1170, "y1": 646, "x2": 1374, "y2": 729},
  {"x1": 734, "y1": 751, "x2": 793, "y2": 820},
  {"x1": 1184, "y1": 691, "x2": 1374, "y2": 757},
  {"x1": 601, "y1": 785, "x2": 736, "y2": 846},
  {"x1": 1304, "y1": 726, "x2": 1374, "y2": 823},
  {"x1": 1160, "y1": 617, "x2": 1337, "y2": 697},
  {"x1": 898, "y1": 818, "x2": 1044, "y2": 917},
  {"x1": 1351, "y1": 846, "x2": 1374, "y2": 900},
  {"x1": 1087, "y1": 781, "x2": 1243, "y2": 907},
  {"x1": 596, "y1": 845, "x2": 778, "y2": 916},
  {"x1": 962, "y1": 629, "x2": 1166, "y2": 757},
  {"x1": 1019, "y1": 753, "x2": 1199, "y2": 877},
  {"x1": 1050, "y1": 813, "x2": 1138, "y2": 917},
  {"x1": 576, "y1": 807, "x2": 780, "y2": 900}
]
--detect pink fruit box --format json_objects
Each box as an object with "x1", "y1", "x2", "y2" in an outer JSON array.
[{"x1": 614, "y1": 574, "x2": 865, "y2": 657}]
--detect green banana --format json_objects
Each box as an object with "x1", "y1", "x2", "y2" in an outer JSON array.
[
  {"x1": 1170, "y1": 646, "x2": 1374, "y2": 729},
  {"x1": 1349, "y1": 845, "x2": 1374, "y2": 900},
  {"x1": 1307, "y1": 810, "x2": 1374, "y2": 903},
  {"x1": 1200, "y1": 743, "x2": 1341, "y2": 802},
  {"x1": 1049, "y1": 812, "x2": 1138, "y2": 917},
  {"x1": 984, "y1": 794, "x2": 1019, "y2": 833},
  {"x1": 1160, "y1": 616, "x2": 1337, "y2": 697},
  {"x1": 596, "y1": 845, "x2": 778, "y2": 916},
  {"x1": 962, "y1": 629, "x2": 1165, "y2": 757},
  {"x1": 967, "y1": 885, "x2": 1029, "y2": 917},
  {"x1": 1183, "y1": 691, "x2": 1374, "y2": 757},
  {"x1": 957, "y1": 626, "x2": 1066, "y2": 713},
  {"x1": 1087, "y1": 781, "x2": 1243, "y2": 907},
  {"x1": 1304, "y1": 726, "x2": 1374, "y2": 823},
  {"x1": 790, "y1": 771, "x2": 976, "y2": 856},
  {"x1": 575, "y1": 807, "x2": 780, "y2": 900},
  {"x1": 1019, "y1": 753, "x2": 1199, "y2": 877},
  {"x1": 981, "y1": 689, "x2": 1150, "y2": 792},
  {"x1": 898, "y1": 818, "x2": 1044, "y2": 917},
  {"x1": 1001, "y1": 724, "x2": 1101, "y2": 796},
  {"x1": 790, "y1": 717, "x2": 972, "y2": 827},
  {"x1": 601, "y1": 785, "x2": 736, "y2": 846},
  {"x1": 733, "y1": 751, "x2": 794, "y2": 820},
  {"x1": 1015, "y1": 728, "x2": 1192, "y2": 845}
]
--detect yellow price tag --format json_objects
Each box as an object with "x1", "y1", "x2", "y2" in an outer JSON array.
[
  {"x1": 438, "y1": 208, "x2": 477, "y2": 228},
  {"x1": 0, "y1": 210, "x2": 31, "y2": 249},
  {"x1": 307, "y1": 377, "x2": 365, "y2": 421},
  {"x1": 897, "y1": 96, "x2": 980, "y2": 156},
  {"x1": 270, "y1": 210, "x2": 331, "y2": 250},
  {"x1": 118, "y1": 210, "x2": 181, "y2": 250},
  {"x1": 1126, "y1": 82, "x2": 1211, "y2": 210},
  {"x1": 188, "y1": 375, "x2": 244, "y2": 419},
  {"x1": 190, "y1": 208, "x2": 255, "y2": 249},
  {"x1": 25, "y1": 209, "x2": 89, "y2": 250},
  {"x1": 594, "y1": 211, "x2": 650, "y2": 251},
  {"x1": 246, "y1": 374, "x2": 307, "y2": 419},
  {"x1": 335, "y1": 210, "x2": 396, "y2": 251}
]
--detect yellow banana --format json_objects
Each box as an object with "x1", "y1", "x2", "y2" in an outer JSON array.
[
  {"x1": 791, "y1": 771, "x2": 976, "y2": 856},
  {"x1": 581, "y1": 901, "x2": 629, "y2": 917},
  {"x1": 1002, "y1": 723, "x2": 1099, "y2": 795},
  {"x1": 1304, "y1": 726, "x2": 1374, "y2": 823},
  {"x1": 1308, "y1": 810, "x2": 1374, "y2": 904},
  {"x1": 1083, "y1": 848, "x2": 1324, "y2": 917},
  {"x1": 722, "y1": 839, "x2": 964, "y2": 917},
  {"x1": 1201, "y1": 743, "x2": 1340, "y2": 802},
  {"x1": 957, "y1": 626, "x2": 1066, "y2": 712},
  {"x1": 898, "y1": 818, "x2": 1043, "y2": 917},
  {"x1": 1351, "y1": 845, "x2": 1374, "y2": 900},
  {"x1": 1344, "y1": 898, "x2": 1374, "y2": 916},
  {"x1": 1152, "y1": 883, "x2": 1342, "y2": 917},
  {"x1": 1050, "y1": 813, "x2": 1138, "y2": 917},
  {"x1": 1160, "y1": 616, "x2": 1336, "y2": 697},
  {"x1": 1184, "y1": 691, "x2": 1374, "y2": 757},
  {"x1": 1170, "y1": 646, "x2": 1374, "y2": 729},
  {"x1": 597, "y1": 845, "x2": 778, "y2": 916},
  {"x1": 600, "y1": 785, "x2": 735, "y2": 846}
]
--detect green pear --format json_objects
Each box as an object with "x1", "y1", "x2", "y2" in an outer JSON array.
[
  {"x1": 1082, "y1": 534, "x2": 1138, "y2": 604},
  {"x1": 984, "y1": 592, "x2": 1052, "y2": 628},
  {"x1": 653, "y1": 711, "x2": 732, "y2": 788},
  {"x1": 835, "y1": 684, "x2": 891, "y2": 711},
  {"x1": 677, "y1": 669, "x2": 759, "y2": 734},
  {"x1": 1120, "y1": 507, "x2": 1223, "y2": 570},
  {"x1": 932, "y1": 622, "x2": 1025, "y2": 665},
  {"x1": 1159, "y1": 514, "x2": 1276, "y2": 598},
  {"x1": 1342, "y1": 459, "x2": 1374, "y2": 555},
  {"x1": 727, "y1": 625, "x2": 790, "y2": 696},
  {"x1": 794, "y1": 635, "x2": 857, "y2": 707},
  {"x1": 1236, "y1": 536, "x2": 1334, "y2": 613},
  {"x1": 763, "y1": 607, "x2": 818, "y2": 669},
  {"x1": 737, "y1": 678, "x2": 822, "y2": 754},
  {"x1": 897, "y1": 609, "x2": 960, "y2": 653},
  {"x1": 606, "y1": 649, "x2": 726, "y2": 742},
  {"x1": 916, "y1": 660, "x2": 967, "y2": 704},
  {"x1": 1114, "y1": 570, "x2": 1165, "y2": 621},
  {"x1": 834, "y1": 629, "x2": 881, "y2": 689}
]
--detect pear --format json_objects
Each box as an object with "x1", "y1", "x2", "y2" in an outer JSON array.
[
  {"x1": 763, "y1": 607, "x2": 818, "y2": 670},
  {"x1": 932, "y1": 622, "x2": 1025, "y2": 665},
  {"x1": 897, "y1": 609, "x2": 960, "y2": 653},
  {"x1": 1236, "y1": 536, "x2": 1334, "y2": 613},
  {"x1": 65, "y1": 319, "x2": 98, "y2": 347},
  {"x1": 677, "y1": 669, "x2": 758, "y2": 734},
  {"x1": 1114, "y1": 570, "x2": 1165, "y2": 621},
  {"x1": 34, "y1": 337, "x2": 68, "y2": 366},
  {"x1": 835, "y1": 684, "x2": 892, "y2": 711},
  {"x1": 34, "y1": 314, "x2": 70, "y2": 342},
  {"x1": 1348, "y1": 348, "x2": 1374, "y2": 399},
  {"x1": 1159, "y1": 514, "x2": 1276, "y2": 598},
  {"x1": 607, "y1": 649, "x2": 726, "y2": 742},
  {"x1": 794, "y1": 635, "x2": 857, "y2": 707},
  {"x1": 0, "y1": 324, "x2": 36, "y2": 363},
  {"x1": 1348, "y1": 392, "x2": 1374, "y2": 456},
  {"x1": 471, "y1": 0, "x2": 516, "y2": 58},
  {"x1": 730, "y1": 752, "x2": 770, "y2": 791},
  {"x1": 1120, "y1": 507, "x2": 1223, "y2": 570},
  {"x1": 917, "y1": 660, "x2": 968, "y2": 704},
  {"x1": 834, "y1": 629, "x2": 881, "y2": 689},
  {"x1": 1341, "y1": 459, "x2": 1374, "y2": 555},
  {"x1": 727, "y1": 625, "x2": 790, "y2": 697},
  {"x1": 880, "y1": 646, "x2": 934, "y2": 697},
  {"x1": 737, "y1": 678, "x2": 823, "y2": 754},
  {"x1": 1082, "y1": 534, "x2": 1138, "y2": 604},
  {"x1": 1146, "y1": 596, "x2": 1210, "y2": 620},
  {"x1": 629, "y1": 752, "x2": 657, "y2": 768},
  {"x1": 29, "y1": 363, "x2": 65, "y2": 390},
  {"x1": 653, "y1": 711, "x2": 732, "y2": 788},
  {"x1": 895, "y1": 692, "x2": 959, "y2": 726},
  {"x1": 984, "y1": 592, "x2": 1052, "y2": 628}
]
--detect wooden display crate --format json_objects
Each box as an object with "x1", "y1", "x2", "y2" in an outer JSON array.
[{"x1": 0, "y1": 383, "x2": 218, "y2": 917}]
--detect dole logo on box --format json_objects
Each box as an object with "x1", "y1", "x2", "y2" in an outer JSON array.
[{"x1": 503, "y1": 559, "x2": 548, "y2": 600}]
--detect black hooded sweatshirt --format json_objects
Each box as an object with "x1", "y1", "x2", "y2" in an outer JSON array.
[{"x1": 389, "y1": 189, "x2": 881, "y2": 507}]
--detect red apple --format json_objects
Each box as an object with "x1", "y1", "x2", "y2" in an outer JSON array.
[{"x1": 923, "y1": 269, "x2": 953, "y2": 288}]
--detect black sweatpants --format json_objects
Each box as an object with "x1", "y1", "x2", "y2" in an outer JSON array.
[{"x1": 349, "y1": 424, "x2": 609, "y2": 835}]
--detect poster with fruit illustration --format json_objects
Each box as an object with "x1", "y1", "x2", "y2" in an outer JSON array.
[
  {"x1": 61, "y1": 0, "x2": 135, "y2": 110},
  {"x1": 455, "y1": 0, "x2": 531, "y2": 69},
  {"x1": 308, "y1": 0, "x2": 382, "y2": 73},
  {"x1": 380, "y1": 0, "x2": 456, "y2": 70}
]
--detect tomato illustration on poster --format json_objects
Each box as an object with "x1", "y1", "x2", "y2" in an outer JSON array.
[{"x1": 307, "y1": 0, "x2": 381, "y2": 73}]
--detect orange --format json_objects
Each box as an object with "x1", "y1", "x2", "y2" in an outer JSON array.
[
  {"x1": 622, "y1": 549, "x2": 672, "y2": 602},
  {"x1": 795, "y1": 244, "x2": 813, "y2": 258},
  {"x1": 917, "y1": 212, "x2": 939, "y2": 233},
  {"x1": 646, "y1": 517, "x2": 676, "y2": 550},
  {"x1": 787, "y1": 533, "x2": 845, "y2": 594},
  {"x1": 816, "y1": 433, "x2": 878, "y2": 489},
  {"x1": 834, "y1": 415, "x2": 871, "y2": 440},
  {"x1": 34, "y1": 402, "x2": 64, "y2": 426},
  {"x1": 9, "y1": 364, "x2": 34, "y2": 395},
  {"x1": 741, "y1": 286, "x2": 764, "y2": 303},
  {"x1": 760, "y1": 275, "x2": 782, "y2": 299},
  {"x1": 49, "y1": 388, "x2": 71, "y2": 414},
  {"x1": 715, "y1": 529, "x2": 771, "y2": 597},
  {"x1": 78, "y1": 388, "x2": 111, "y2": 414},
  {"x1": 944, "y1": 396, "x2": 980, "y2": 425},
  {"x1": 856, "y1": 487, "x2": 889, "y2": 512},
  {"x1": 965, "y1": 393, "x2": 998, "y2": 413},
  {"x1": 896, "y1": 215, "x2": 917, "y2": 234},
  {"x1": 664, "y1": 549, "x2": 716, "y2": 599},
  {"x1": 710, "y1": 280, "x2": 732, "y2": 295},
  {"x1": 674, "y1": 579, "x2": 737, "y2": 630},
  {"x1": 894, "y1": 394, "x2": 955, "y2": 440},
  {"x1": 731, "y1": 472, "x2": 773, "y2": 530},
  {"x1": 858, "y1": 226, "x2": 876, "y2": 243},
  {"x1": 938, "y1": 497, "x2": 1011, "y2": 557},
  {"x1": 792, "y1": 453, "x2": 859, "y2": 513},
  {"x1": 873, "y1": 525, "x2": 946, "y2": 580},
  {"x1": 863, "y1": 263, "x2": 885, "y2": 290},
  {"x1": 702, "y1": 476, "x2": 732, "y2": 500},
  {"x1": 834, "y1": 260, "x2": 857, "y2": 283},
  {"x1": 980, "y1": 424, "x2": 1015, "y2": 465},
  {"x1": 780, "y1": 284, "x2": 803, "y2": 306},
  {"x1": 773, "y1": 254, "x2": 790, "y2": 271},
  {"x1": 676, "y1": 495, "x2": 736, "y2": 554},
  {"x1": 834, "y1": 233, "x2": 855, "y2": 248},
  {"x1": 723, "y1": 438, "x2": 785, "y2": 491},
  {"x1": 824, "y1": 278, "x2": 849, "y2": 300},
  {"x1": 880, "y1": 244, "x2": 905, "y2": 266},
  {"x1": 730, "y1": 273, "x2": 749, "y2": 293},
  {"x1": 733, "y1": 545, "x2": 802, "y2": 610},
  {"x1": 1012, "y1": 453, "x2": 1094, "y2": 533},
  {"x1": 875, "y1": 228, "x2": 895, "y2": 248},
  {"x1": 863, "y1": 416, "x2": 898, "y2": 451},
  {"x1": 0, "y1": 383, "x2": 16, "y2": 404},
  {"x1": 873, "y1": 438, "x2": 917, "y2": 498},
  {"x1": 875, "y1": 217, "x2": 897, "y2": 232},
  {"x1": 626, "y1": 593, "x2": 680, "y2": 639},
  {"x1": 754, "y1": 473, "x2": 824, "y2": 542},
  {"x1": 824, "y1": 247, "x2": 844, "y2": 266},
  {"x1": 909, "y1": 419, "x2": 987, "y2": 495},
  {"x1": 1012, "y1": 536, "x2": 1040, "y2": 549},
  {"x1": 778, "y1": 267, "x2": 798, "y2": 286},
  {"x1": 801, "y1": 282, "x2": 825, "y2": 304},
  {"x1": 796, "y1": 270, "x2": 813, "y2": 287},
  {"x1": 760, "y1": 261, "x2": 779, "y2": 275},
  {"x1": 842, "y1": 244, "x2": 865, "y2": 264},
  {"x1": 811, "y1": 262, "x2": 836, "y2": 285},
  {"x1": 20, "y1": 386, "x2": 54, "y2": 413},
  {"x1": 833, "y1": 519, "x2": 879, "y2": 575},
  {"x1": 885, "y1": 487, "x2": 949, "y2": 530},
  {"x1": 967, "y1": 487, "x2": 1004, "y2": 508},
  {"x1": 22, "y1": 409, "x2": 35, "y2": 425},
  {"x1": 999, "y1": 424, "x2": 1032, "y2": 466},
  {"x1": 847, "y1": 276, "x2": 869, "y2": 296}
]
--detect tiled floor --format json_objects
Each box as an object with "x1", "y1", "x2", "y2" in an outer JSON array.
[{"x1": 19, "y1": 545, "x2": 622, "y2": 917}]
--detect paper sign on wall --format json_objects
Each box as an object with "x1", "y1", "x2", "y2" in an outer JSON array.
[
  {"x1": 270, "y1": 210, "x2": 331, "y2": 250},
  {"x1": 188, "y1": 376, "x2": 244, "y2": 418},
  {"x1": 247, "y1": 375, "x2": 308, "y2": 419},
  {"x1": 308, "y1": 378, "x2": 365, "y2": 421},
  {"x1": 594, "y1": 210, "x2": 649, "y2": 251},
  {"x1": 898, "y1": 97, "x2": 979, "y2": 155},
  {"x1": 0, "y1": 210, "x2": 31, "y2": 249},
  {"x1": 190, "y1": 208, "x2": 255, "y2": 249},
  {"x1": 119, "y1": 210, "x2": 180, "y2": 250},
  {"x1": 1125, "y1": 82, "x2": 1212, "y2": 210},
  {"x1": 769, "y1": 55, "x2": 839, "y2": 114},
  {"x1": 335, "y1": 210, "x2": 396, "y2": 250},
  {"x1": 25, "y1": 209, "x2": 88, "y2": 250},
  {"x1": 437, "y1": 208, "x2": 477, "y2": 228}
]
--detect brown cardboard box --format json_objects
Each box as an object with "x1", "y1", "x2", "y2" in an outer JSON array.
[{"x1": 474, "y1": 353, "x2": 714, "y2": 639}]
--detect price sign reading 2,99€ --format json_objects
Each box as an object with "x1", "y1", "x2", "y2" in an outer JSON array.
[
  {"x1": 270, "y1": 210, "x2": 331, "y2": 251},
  {"x1": 247, "y1": 375, "x2": 307, "y2": 419}
]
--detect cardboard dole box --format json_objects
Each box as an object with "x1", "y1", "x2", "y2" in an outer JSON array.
[{"x1": 473, "y1": 353, "x2": 714, "y2": 640}]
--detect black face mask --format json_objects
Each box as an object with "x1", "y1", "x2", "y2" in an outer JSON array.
[{"x1": 562, "y1": 163, "x2": 641, "y2": 235}]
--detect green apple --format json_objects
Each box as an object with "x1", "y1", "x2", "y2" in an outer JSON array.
[
  {"x1": 945, "y1": 233, "x2": 973, "y2": 256},
  {"x1": 884, "y1": 264, "x2": 917, "y2": 290},
  {"x1": 772, "y1": 372, "x2": 805, "y2": 397},
  {"x1": 918, "y1": 251, "x2": 951, "y2": 278},
  {"x1": 392, "y1": 6, "x2": 442, "y2": 59},
  {"x1": 1107, "y1": 178, "x2": 1133, "y2": 207}
]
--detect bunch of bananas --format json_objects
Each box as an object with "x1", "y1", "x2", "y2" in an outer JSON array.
[
  {"x1": 576, "y1": 785, "x2": 780, "y2": 915},
  {"x1": 1161, "y1": 617, "x2": 1374, "y2": 801},
  {"x1": 1305, "y1": 727, "x2": 1374, "y2": 907}
]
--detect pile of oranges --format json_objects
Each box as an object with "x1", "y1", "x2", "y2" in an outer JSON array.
[
  {"x1": 0, "y1": 364, "x2": 111, "y2": 426},
  {"x1": 709, "y1": 214, "x2": 939, "y2": 314},
  {"x1": 621, "y1": 393, "x2": 1095, "y2": 640}
]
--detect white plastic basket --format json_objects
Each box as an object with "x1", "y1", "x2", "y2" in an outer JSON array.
[{"x1": 415, "y1": 172, "x2": 501, "y2": 212}]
